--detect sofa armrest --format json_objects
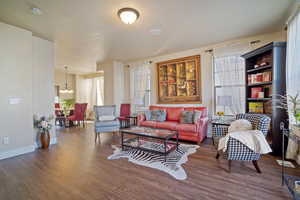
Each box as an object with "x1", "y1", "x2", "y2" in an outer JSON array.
[
  {"x1": 137, "y1": 114, "x2": 146, "y2": 126},
  {"x1": 195, "y1": 117, "x2": 209, "y2": 139}
]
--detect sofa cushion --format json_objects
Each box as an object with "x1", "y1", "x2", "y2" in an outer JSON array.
[
  {"x1": 139, "y1": 120, "x2": 157, "y2": 128},
  {"x1": 176, "y1": 124, "x2": 197, "y2": 132},
  {"x1": 180, "y1": 111, "x2": 194, "y2": 124},
  {"x1": 166, "y1": 107, "x2": 184, "y2": 121},
  {"x1": 156, "y1": 121, "x2": 178, "y2": 130}
]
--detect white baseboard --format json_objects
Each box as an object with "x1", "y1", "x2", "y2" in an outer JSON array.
[
  {"x1": 0, "y1": 137, "x2": 58, "y2": 161},
  {"x1": 0, "y1": 145, "x2": 35, "y2": 160}
]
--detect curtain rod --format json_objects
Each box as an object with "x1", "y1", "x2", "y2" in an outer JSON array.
[{"x1": 286, "y1": 2, "x2": 300, "y2": 26}]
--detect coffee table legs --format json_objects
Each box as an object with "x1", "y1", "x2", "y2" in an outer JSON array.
[
  {"x1": 121, "y1": 132, "x2": 124, "y2": 151},
  {"x1": 164, "y1": 140, "x2": 167, "y2": 162},
  {"x1": 176, "y1": 131, "x2": 179, "y2": 150}
]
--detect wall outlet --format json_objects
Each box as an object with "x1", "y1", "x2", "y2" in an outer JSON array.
[{"x1": 3, "y1": 136, "x2": 9, "y2": 145}]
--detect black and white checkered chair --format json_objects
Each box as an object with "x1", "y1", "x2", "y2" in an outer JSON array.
[{"x1": 212, "y1": 113, "x2": 271, "y2": 173}]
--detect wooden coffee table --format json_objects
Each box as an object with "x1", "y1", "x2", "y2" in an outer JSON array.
[{"x1": 120, "y1": 126, "x2": 179, "y2": 162}]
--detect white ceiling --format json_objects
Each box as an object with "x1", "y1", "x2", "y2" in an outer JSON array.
[{"x1": 0, "y1": 0, "x2": 294, "y2": 73}]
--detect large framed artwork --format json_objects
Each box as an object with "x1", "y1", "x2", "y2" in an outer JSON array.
[{"x1": 156, "y1": 55, "x2": 201, "y2": 104}]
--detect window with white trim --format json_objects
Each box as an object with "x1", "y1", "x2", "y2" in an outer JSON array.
[{"x1": 214, "y1": 55, "x2": 245, "y2": 115}]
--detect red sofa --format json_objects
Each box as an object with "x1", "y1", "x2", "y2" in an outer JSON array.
[{"x1": 138, "y1": 105, "x2": 209, "y2": 143}]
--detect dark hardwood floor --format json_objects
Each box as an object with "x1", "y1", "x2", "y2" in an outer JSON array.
[{"x1": 0, "y1": 123, "x2": 298, "y2": 200}]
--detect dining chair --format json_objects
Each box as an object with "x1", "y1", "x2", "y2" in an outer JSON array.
[
  {"x1": 67, "y1": 103, "x2": 88, "y2": 127},
  {"x1": 118, "y1": 104, "x2": 131, "y2": 128}
]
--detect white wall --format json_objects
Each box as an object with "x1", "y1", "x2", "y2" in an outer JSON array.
[
  {"x1": 97, "y1": 61, "x2": 114, "y2": 105},
  {"x1": 113, "y1": 61, "x2": 125, "y2": 115},
  {"x1": 32, "y1": 36, "x2": 56, "y2": 146},
  {"x1": 0, "y1": 22, "x2": 55, "y2": 159},
  {"x1": 126, "y1": 31, "x2": 287, "y2": 116},
  {"x1": 96, "y1": 61, "x2": 128, "y2": 115}
]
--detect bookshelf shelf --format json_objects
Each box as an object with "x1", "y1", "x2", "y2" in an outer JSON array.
[
  {"x1": 247, "y1": 98, "x2": 271, "y2": 101},
  {"x1": 242, "y1": 42, "x2": 288, "y2": 156},
  {"x1": 247, "y1": 81, "x2": 272, "y2": 87},
  {"x1": 247, "y1": 64, "x2": 272, "y2": 73}
]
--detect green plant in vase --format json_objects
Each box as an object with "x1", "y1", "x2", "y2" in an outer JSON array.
[{"x1": 60, "y1": 98, "x2": 75, "y2": 116}]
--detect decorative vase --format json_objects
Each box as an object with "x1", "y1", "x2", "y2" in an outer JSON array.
[{"x1": 40, "y1": 130, "x2": 50, "y2": 149}]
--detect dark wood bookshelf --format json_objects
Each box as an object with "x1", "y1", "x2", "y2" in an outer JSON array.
[
  {"x1": 247, "y1": 64, "x2": 272, "y2": 73},
  {"x1": 242, "y1": 42, "x2": 288, "y2": 156}
]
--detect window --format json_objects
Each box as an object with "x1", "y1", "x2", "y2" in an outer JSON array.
[
  {"x1": 214, "y1": 55, "x2": 245, "y2": 115},
  {"x1": 130, "y1": 64, "x2": 151, "y2": 113}
]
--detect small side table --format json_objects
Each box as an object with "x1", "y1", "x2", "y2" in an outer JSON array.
[{"x1": 128, "y1": 116, "x2": 138, "y2": 126}]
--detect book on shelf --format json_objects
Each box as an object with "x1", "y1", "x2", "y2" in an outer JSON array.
[
  {"x1": 251, "y1": 87, "x2": 263, "y2": 98},
  {"x1": 263, "y1": 101, "x2": 272, "y2": 114},
  {"x1": 264, "y1": 85, "x2": 272, "y2": 98},
  {"x1": 248, "y1": 71, "x2": 272, "y2": 84},
  {"x1": 263, "y1": 71, "x2": 272, "y2": 82},
  {"x1": 249, "y1": 102, "x2": 264, "y2": 113}
]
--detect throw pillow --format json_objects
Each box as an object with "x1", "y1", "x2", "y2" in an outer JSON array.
[
  {"x1": 144, "y1": 110, "x2": 152, "y2": 121},
  {"x1": 150, "y1": 110, "x2": 161, "y2": 121},
  {"x1": 147, "y1": 110, "x2": 167, "y2": 122},
  {"x1": 193, "y1": 110, "x2": 202, "y2": 123},
  {"x1": 228, "y1": 119, "x2": 252, "y2": 133},
  {"x1": 180, "y1": 111, "x2": 194, "y2": 124},
  {"x1": 158, "y1": 110, "x2": 167, "y2": 122}
]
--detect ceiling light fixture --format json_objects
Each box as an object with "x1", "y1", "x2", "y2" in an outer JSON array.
[
  {"x1": 118, "y1": 8, "x2": 139, "y2": 24},
  {"x1": 60, "y1": 66, "x2": 74, "y2": 94}
]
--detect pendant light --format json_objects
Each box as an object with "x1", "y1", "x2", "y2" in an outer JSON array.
[{"x1": 59, "y1": 66, "x2": 74, "y2": 94}]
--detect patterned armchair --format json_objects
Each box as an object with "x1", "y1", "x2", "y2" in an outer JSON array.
[
  {"x1": 212, "y1": 113, "x2": 271, "y2": 173},
  {"x1": 94, "y1": 105, "x2": 120, "y2": 142}
]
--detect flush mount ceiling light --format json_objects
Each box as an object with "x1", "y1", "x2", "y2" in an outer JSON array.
[{"x1": 118, "y1": 8, "x2": 139, "y2": 24}]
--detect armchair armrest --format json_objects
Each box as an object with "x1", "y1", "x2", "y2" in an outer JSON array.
[{"x1": 212, "y1": 125, "x2": 229, "y2": 137}]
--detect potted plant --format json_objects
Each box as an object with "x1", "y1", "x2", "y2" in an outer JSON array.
[
  {"x1": 275, "y1": 93, "x2": 300, "y2": 136},
  {"x1": 61, "y1": 98, "x2": 75, "y2": 116},
  {"x1": 34, "y1": 115, "x2": 54, "y2": 149}
]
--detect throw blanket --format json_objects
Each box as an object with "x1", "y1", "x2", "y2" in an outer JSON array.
[{"x1": 218, "y1": 130, "x2": 272, "y2": 154}]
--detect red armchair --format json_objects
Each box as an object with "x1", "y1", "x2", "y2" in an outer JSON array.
[
  {"x1": 67, "y1": 103, "x2": 88, "y2": 127},
  {"x1": 117, "y1": 104, "x2": 131, "y2": 128},
  {"x1": 138, "y1": 106, "x2": 208, "y2": 144}
]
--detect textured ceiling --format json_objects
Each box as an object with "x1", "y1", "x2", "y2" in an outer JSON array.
[{"x1": 0, "y1": 0, "x2": 294, "y2": 73}]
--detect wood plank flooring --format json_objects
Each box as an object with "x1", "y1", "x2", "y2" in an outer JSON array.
[{"x1": 0, "y1": 123, "x2": 299, "y2": 200}]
